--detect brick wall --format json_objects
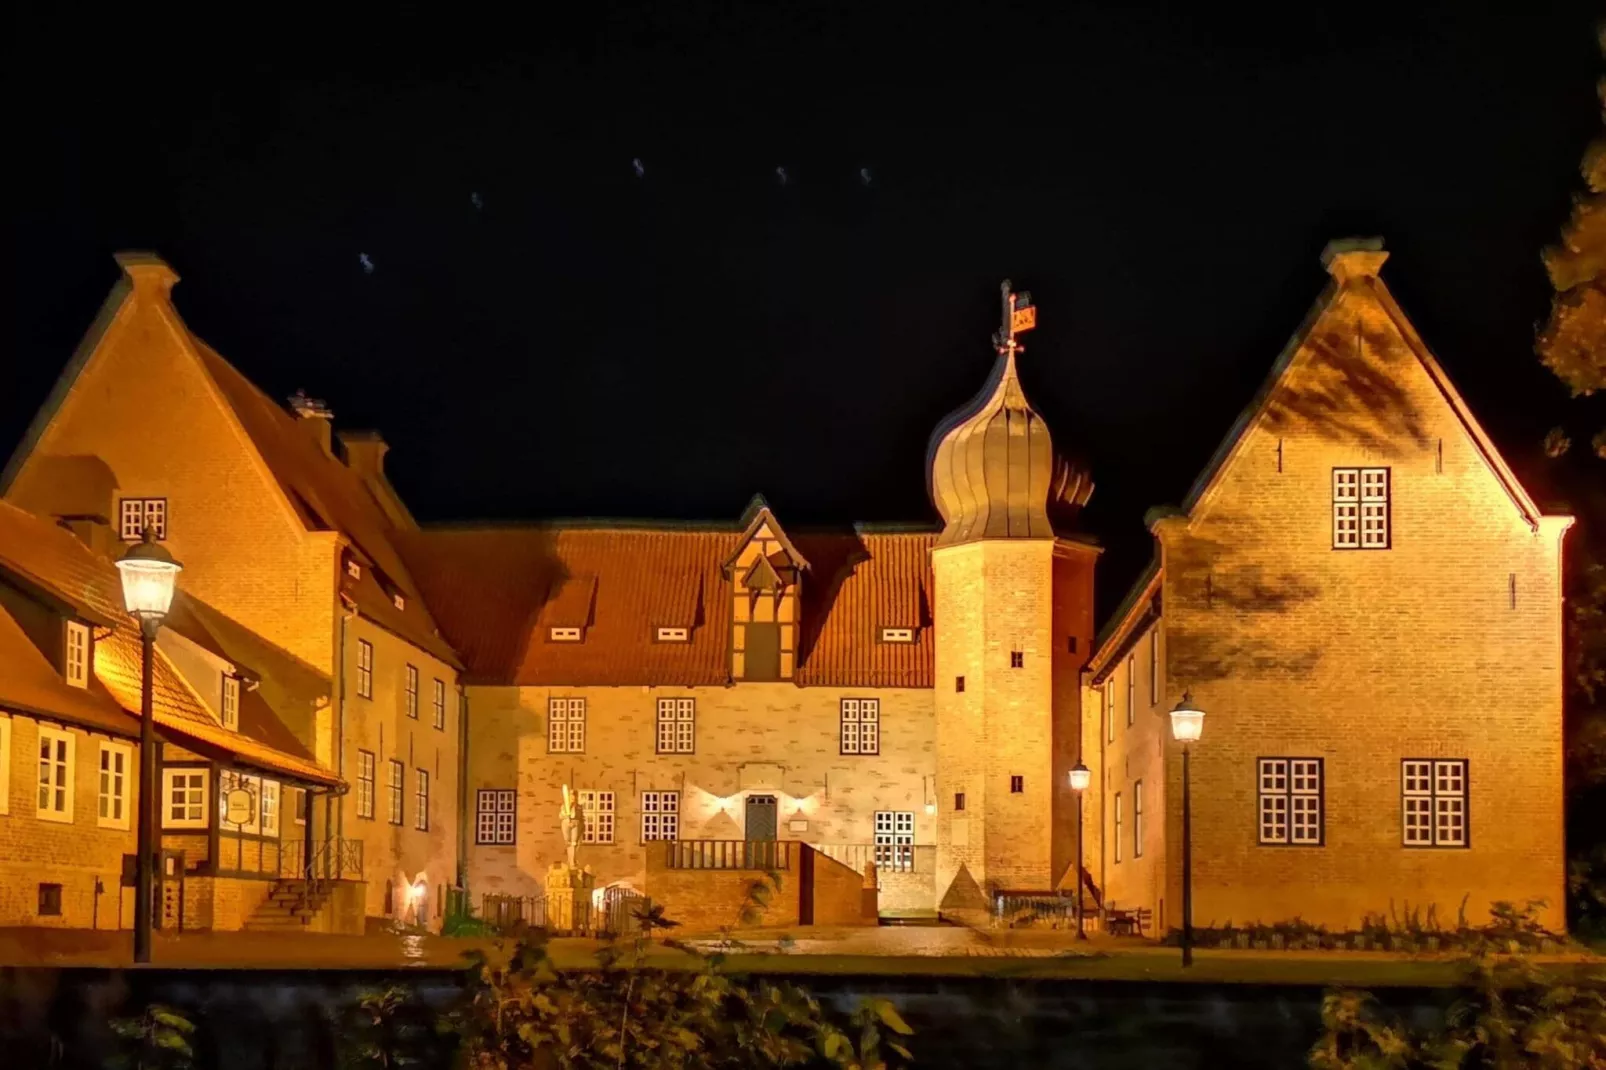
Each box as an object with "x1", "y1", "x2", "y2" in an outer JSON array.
[
  {"x1": 337, "y1": 618, "x2": 461, "y2": 926},
  {"x1": 809, "y1": 847, "x2": 876, "y2": 926},
  {"x1": 0, "y1": 713, "x2": 136, "y2": 929},
  {"x1": 642, "y1": 844, "x2": 801, "y2": 933},
  {"x1": 464, "y1": 683, "x2": 933, "y2": 900},
  {"x1": 1146, "y1": 276, "x2": 1569, "y2": 933},
  {"x1": 1096, "y1": 622, "x2": 1168, "y2": 927}
]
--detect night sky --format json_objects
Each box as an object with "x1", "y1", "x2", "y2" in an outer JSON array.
[{"x1": 6, "y1": 4, "x2": 1602, "y2": 621}]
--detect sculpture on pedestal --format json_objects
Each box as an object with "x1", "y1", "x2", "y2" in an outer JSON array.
[{"x1": 559, "y1": 784, "x2": 586, "y2": 870}]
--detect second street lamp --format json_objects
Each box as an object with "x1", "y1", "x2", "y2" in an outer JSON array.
[
  {"x1": 1168, "y1": 691, "x2": 1205, "y2": 968},
  {"x1": 1068, "y1": 761, "x2": 1091, "y2": 940},
  {"x1": 115, "y1": 529, "x2": 182, "y2": 966}
]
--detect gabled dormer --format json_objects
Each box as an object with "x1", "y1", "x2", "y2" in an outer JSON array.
[
  {"x1": 0, "y1": 576, "x2": 101, "y2": 690},
  {"x1": 723, "y1": 498, "x2": 808, "y2": 682},
  {"x1": 541, "y1": 573, "x2": 597, "y2": 643}
]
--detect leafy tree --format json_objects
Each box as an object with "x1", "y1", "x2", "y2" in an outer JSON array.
[
  {"x1": 1538, "y1": 22, "x2": 1606, "y2": 459},
  {"x1": 106, "y1": 1004, "x2": 196, "y2": 1070}
]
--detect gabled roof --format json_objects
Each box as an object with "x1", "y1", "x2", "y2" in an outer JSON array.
[
  {"x1": 2, "y1": 253, "x2": 460, "y2": 667},
  {"x1": 0, "y1": 603, "x2": 140, "y2": 738},
  {"x1": 399, "y1": 519, "x2": 936, "y2": 688},
  {"x1": 0, "y1": 501, "x2": 338, "y2": 786},
  {"x1": 1182, "y1": 240, "x2": 1543, "y2": 527}
]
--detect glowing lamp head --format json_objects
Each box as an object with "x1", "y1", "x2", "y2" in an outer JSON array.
[
  {"x1": 407, "y1": 880, "x2": 426, "y2": 904},
  {"x1": 115, "y1": 530, "x2": 182, "y2": 623},
  {"x1": 1169, "y1": 691, "x2": 1205, "y2": 744},
  {"x1": 1068, "y1": 763, "x2": 1091, "y2": 792},
  {"x1": 924, "y1": 802, "x2": 937, "y2": 815}
]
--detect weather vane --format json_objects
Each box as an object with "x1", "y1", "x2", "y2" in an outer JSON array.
[{"x1": 993, "y1": 279, "x2": 1037, "y2": 358}]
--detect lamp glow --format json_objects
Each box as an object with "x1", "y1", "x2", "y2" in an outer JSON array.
[
  {"x1": 115, "y1": 530, "x2": 182, "y2": 623},
  {"x1": 1068, "y1": 762, "x2": 1091, "y2": 792},
  {"x1": 1169, "y1": 691, "x2": 1204, "y2": 743}
]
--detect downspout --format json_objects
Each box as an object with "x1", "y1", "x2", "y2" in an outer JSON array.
[
  {"x1": 456, "y1": 682, "x2": 469, "y2": 895},
  {"x1": 332, "y1": 595, "x2": 357, "y2": 857}
]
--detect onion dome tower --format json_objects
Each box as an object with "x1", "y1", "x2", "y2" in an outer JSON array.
[
  {"x1": 928, "y1": 281, "x2": 1097, "y2": 921},
  {"x1": 928, "y1": 285, "x2": 1092, "y2": 545}
]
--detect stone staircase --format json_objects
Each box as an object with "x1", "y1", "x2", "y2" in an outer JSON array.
[{"x1": 244, "y1": 879, "x2": 333, "y2": 932}]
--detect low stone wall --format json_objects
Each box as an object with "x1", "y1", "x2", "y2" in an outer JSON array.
[
  {"x1": 809, "y1": 850, "x2": 876, "y2": 926},
  {"x1": 308, "y1": 881, "x2": 366, "y2": 936},
  {"x1": 877, "y1": 869, "x2": 934, "y2": 913},
  {"x1": 643, "y1": 849, "x2": 801, "y2": 933},
  {"x1": 181, "y1": 877, "x2": 274, "y2": 931}
]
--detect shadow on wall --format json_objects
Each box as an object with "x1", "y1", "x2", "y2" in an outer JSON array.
[{"x1": 1261, "y1": 318, "x2": 1432, "y2": 461}]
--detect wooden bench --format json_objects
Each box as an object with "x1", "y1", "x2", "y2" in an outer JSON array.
[{"x1": 1105, "y1": 906, "x2": 1153, "y2": 937}]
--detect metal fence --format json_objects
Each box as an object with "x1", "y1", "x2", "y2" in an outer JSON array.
[
  {"x1": 279, "y1": 837, "x2": 364, "y2": 881},
  {"x1": 482, "y1": 893, "x2": 548, "y2": 930},
  {"x1": 994, "y1": 892, "x2": 1080, "y2": 926},
  {"x1": 480, "y1": 888, "x2": 655, "y2": 937},
  {"x1": 664, "y1": 840, "x2": 792, "y2": 871}
]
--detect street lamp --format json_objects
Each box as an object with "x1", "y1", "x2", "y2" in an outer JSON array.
[
  {"x1": 116, "y1": 530, "x2": 182, "y2": 965},
  {"x1": 1168, "y1": 691, "x2": 1204, "y2": 968},
  {"x1": 1068, "y1": 761, "x2": 1091, "y2": 940}
]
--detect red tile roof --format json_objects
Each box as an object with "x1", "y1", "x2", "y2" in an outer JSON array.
[
  {"x1": 400, "y1": 523, "x2": 935, "y2": 688},
  {"x1": 0, "y1": 604, "x2": 140, "y2": 738}
]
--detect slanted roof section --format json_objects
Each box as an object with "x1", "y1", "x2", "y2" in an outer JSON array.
[
  {"x1": 723, "y1": 496, "x2": 810, "y2": 573},
  {"x1": 0, "y1": 603, "x2": 140, "y2": 738},
  {"x1": 793, "y1": 530, "x2": 934, "y2": 688},
  {"x1": 0, "y1": 503, "x2": 125, "y2": 625},
  {"x1": 539, "y1": 574, "x2": 598, "y2": 629},
  {"x1": 1181, "y1": 238, "x2": 1544, "y2": 528}
]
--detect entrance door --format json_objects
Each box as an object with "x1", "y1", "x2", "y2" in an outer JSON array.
[{"x1": 744, "y1": 795, "x2": 778, "y2": 869}]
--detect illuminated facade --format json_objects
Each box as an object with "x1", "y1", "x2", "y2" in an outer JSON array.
[{"x1": 0, "y1": 241, "x2": 1570, "y2": 933}]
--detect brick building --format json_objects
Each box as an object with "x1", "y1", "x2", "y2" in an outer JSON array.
[{"x1": 0, "y1": 241, "x2": 1571, "y2": 934}]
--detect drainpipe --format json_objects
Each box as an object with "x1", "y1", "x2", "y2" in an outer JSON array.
[
  {"x1": 456, "y1": 683, "x2": 469, "y2": 897},
  {"x1": 331, "y1": 597, "x2": 358, "y2": 862}
]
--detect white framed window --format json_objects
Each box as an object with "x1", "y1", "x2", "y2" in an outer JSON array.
[
  {"x1": 656, "y1": 698, "x2": 696, "y2": 754},
  {"x1": 1403, "y1": 759, "x2": 1468, "y2": 847},
  {"x1": 415, "y1": 769, "x2": 429, "y2": 831},
  {"x1": 97, "y1": 742, "x2": 131, "y2": 829},
  {"x1": 356, "y1": 750, "x2": 375, "y2": 819},
  {"x1": 1113, "y1": 792, "x2": 1123, "y2": 863},
  {"x1": 163, "y1": 769, "x2": 208, "y2": 829},
  {"x1": 36, "y1": 726, "x2": 74, "y2": 822},
  {"x1": 260, "y1": 779, "x2": 281, "y2": 837},
  {"x1": 579, "y1": 790, "x2": 614, "y2": 844},
  {"x1": 387, "y1": 759, "x2": 404, "y2": 825},
  {"x1": 641, "y1": 790, "x2": 680, "y2": 842},
  {"x1": 1334, "y1": 467, "x2": 1390, "y2": 549},
  {"x1": 1133, "y1": 779, "x2": 1144, "y2": 858},
  {"x1": 874, "y1": 810, "x2": 914, "y2": 872},
  {"x1": 840, "y1": 698, "x2": 880, "y2": 755},
  {"x1": 346, "y1": 558, "x2": 362, "y2": 581},
  {"x1": 0, "y1": 716, "x2": 10, "y2": 816},
  {"x1": 549, "y1": 626, "x2": 582, "y2": 642},
  {"x1": 655, "y1": 626, "x2": 689, "y2": 642},
  {"x1": 1125, "y1": 656, "x2": 1135, "y2": 726},
  {"x1": 118, "y1": 497, "x2": 167, "y2": 541},
  {"x1": 293, "y1": 788, "x2": 307, "y2": 825},
  {"x1": 476, "y1": 789, "x2": 516, "y2": 845},
  {"x1": 879, "y1": 627, "x2": 915, "y2": 643},
  {"x1": 432, "y1": 679, "x2": 446, "y2": 730},
  {"x1": 404, "y1": 664, "x2": 419, "y2": 719},
  {"x1": 65, "y1": 621, "x2": 90, "y2": 688},
  {"x1": 548, "y1": 697, "x2": 586, "y2": 753},
  {"x1": 221, "y1": 676, "x2": 240, "y2": 731},
  {"x1": 392, "y1": 592, "x2": 406, "y2": 611},
  {"x1": 356, "y1": 639, "x2": 373, "y2": 699},
  {"x1": 1258, "y1": 758, "x2": 1324, "y2": 845}
]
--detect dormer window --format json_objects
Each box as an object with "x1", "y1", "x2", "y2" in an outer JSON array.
[
  {"x1": 221, "y1": 676, "x2": 240, "y2": 731},
  {"x1": 346, "y1": 559, "x2": 362, "y2": 581},
  {"x1": 392, "y1": 592, "x2": 405, "y2": 611},
  {"x1": 655, "y1": 626, "x2": 689, "y2": 643},
  {"x1": 879, "y1": 627, "x2": 915, "y2": 644},
  {"x1": 549, "y1": 627, "x2": 583, "y2": 642},
  {"x1": 64, "y1": 621, "x2": 90, "y2": 689}
]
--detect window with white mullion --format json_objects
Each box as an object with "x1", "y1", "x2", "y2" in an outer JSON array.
[
  {"x1": 548, "y1": 697, "x2": 586, "y2": 753},
  {"x1": 98, "y1": 742, "x2": 131, "y2": 829},
  {"x1": 476, "y1": 789, "x2": 516, "y2": 845},
  {"x1": 1257, "y1": 757, "x2": 1323, "y2": 845},
  {"x1": 118, "y1": 498, "x2": 167, "y2": 541},
  {"x1": 874, "y1": 810, "x2": 914, "y2": 871},
  {"x1": 655, "y1": 698, "x2": 695, "y2": 754},
  {"x1": 65, "y1": 621, "x2": 90, "y2": 688},
  {"x1": 579, "y1": 790, "x2": 614, "y2": 844},
  {"x1": 840, "y1": 698, "x2": 880, "y2": 755},
  {"x1": 641, "y1": 791, "x2": 680, "y2": 842},
  {"x1": 1334, "y1": 467, "x2": 1390, "y2": 550},
  {"x1": 1403, "y1": 759, "x2": 1468, "y2": 847},
  {"x1": 36, "y1": 726, "x2": 74, "y2": 822}
]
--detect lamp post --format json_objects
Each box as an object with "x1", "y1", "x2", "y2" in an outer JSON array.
[
  {"x1": 115, "y1": 530, "x2": 182, "y2": 965},
  {"x1": 1068, "y1": 761, "x2": 1091, "y2": 940},
  {"x1": 1168, "y1": 691, "x2": 1205, "y2": 968}
]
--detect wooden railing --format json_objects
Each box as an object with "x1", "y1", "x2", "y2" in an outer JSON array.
[{"x1": 664, "y1": 840, "x2": 792, "y2": 871}]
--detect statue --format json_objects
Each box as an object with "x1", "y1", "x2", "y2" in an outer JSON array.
[{"x1": 559, "y1": 785, "x2": 585, "y2": 870}]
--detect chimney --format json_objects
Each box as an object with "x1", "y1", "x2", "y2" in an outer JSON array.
[
  {"x1": 1320, "y1": 236, "x2": 1389, "y2": 284},
  {"x1": 338, "y1": 430, "x2": 389, "y2": 480},
  {"x1": 55, "y1": 514, "x2": 117, "y2": 559},
  {"x1": 288, "y1": 390, "x2": 334, "y2": 455},
  {"x1": 113, "y1": 251, "x2": 179, "y2": 298}
]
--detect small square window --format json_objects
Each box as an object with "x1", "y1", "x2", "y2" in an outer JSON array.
[
  {"x1": 392, "y1": 593, "x2": 406, "y2": 611},
  {"x1": 880, "y1": 627, "x2": 915, "y2": 643},
  {"x1": 549, "y1": 627, "x2": 582, "y2": 642},
  {"x1": 954, "y1": 792, "x2": 966, "y2": 812},
  {"x1": 38, "y1": 883, "x2": 62, "y2": 916},
  {"x1": 1009, "y1": 651, "x2": 1023, "y2": 668},
  {"x1": 955, "y1": 676, "x2": 966, "y2": 693},
  {"x1": 118, "y1": 498, "x2": 167, "y2": 541},
  {"x1": 1010, "y1": 775, "x2": 1024, "y2": 793},
  {"x1": 346, "y1": 559, "x2": 362, "y2": 580},
  {"x1": 655, "y1": 626, "x2": 689, "y2": 642}
]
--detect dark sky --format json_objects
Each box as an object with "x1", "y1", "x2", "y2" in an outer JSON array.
[{"x1": 5, "y1": 4, "x2": 1602, "y2": 621}]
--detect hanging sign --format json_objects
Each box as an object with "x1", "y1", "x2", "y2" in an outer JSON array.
[{"x1": 224, "y1": 787, "x2": 256, "y2": 826}]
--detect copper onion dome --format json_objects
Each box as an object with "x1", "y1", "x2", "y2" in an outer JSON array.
[{"x1": 927, "y1": 282, "x2": 1092, "y2": 547}]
